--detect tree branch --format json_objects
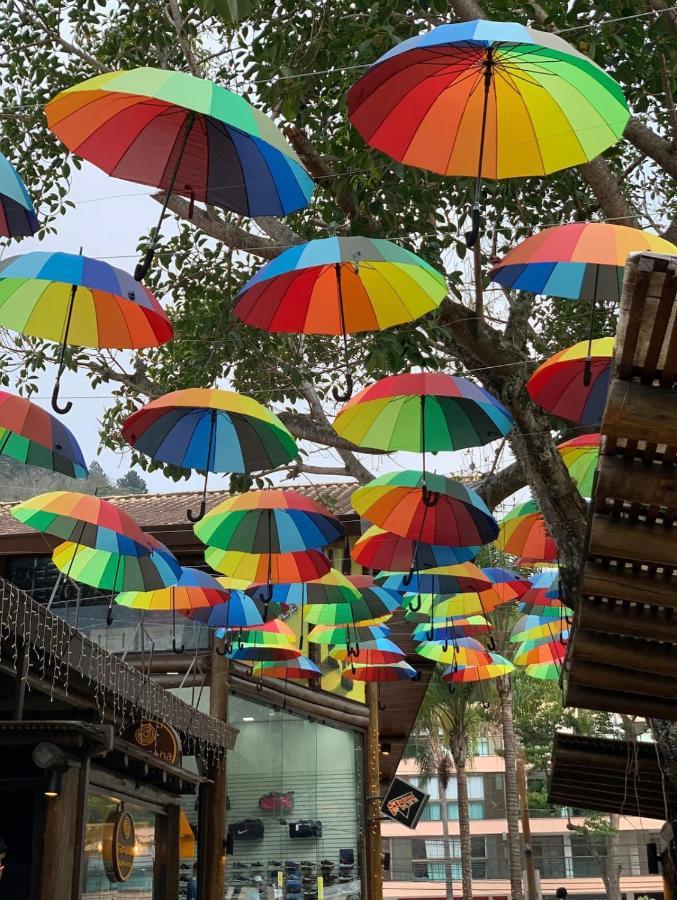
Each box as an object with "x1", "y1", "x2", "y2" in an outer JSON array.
[
  {"x1": 167, "y1": 0, "x2": 201, "y2": 76},
  {"x1": 647, "y1": 0, "x2": 677, "y2": 35},
  {"x1": 474, "y1": 460, "x2": 526, "y2": 510},
  {"x1": 20, "y1": 0, "x2": 111, "y2": 73},
  {"x1": 624, "y1": 117, "x2": 677, "y2": 179},
  {"x1": 577, "y1": 158, "x2": 639, "y2": 226}
]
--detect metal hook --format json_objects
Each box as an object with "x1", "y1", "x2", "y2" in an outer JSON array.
[
  {"x1": 172, "y1": 638, "x2": 186, "y2": 654},
  {"x1": 51, "y1": 379, "x2": 73, "y2": 415},
  {"x1": 187, "y1": 497, "x2": 207, "y2": 523}
]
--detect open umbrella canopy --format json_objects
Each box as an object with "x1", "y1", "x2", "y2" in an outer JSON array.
[
  {"x1": 206, "y1": 547, "x2": 331, "y2": 583},
  {"x1": 234, "y1": 236, "x2": 446, "y2": 336},
  {"x1": 352, "y1": 470, "x2": 498, "y2": 546},
  {"x1": 12, "y1": 491, "x2": 153, "y2": 553},
  {"x1": 330, "y1": 637, "x2": 406, "y2": 664},
  {"x1": 115, "y1": 566, "x2": 227, "y2": 611},
  {"x1": 333, "y1": 372, "x2": 512, "y2": 452},
  {"x1": 348, "y1": 20, "x2": 628, "y2": 179},
  {"x1": 46, "y1": 67, "x2": 313, "y2": 218},
  {"x1": 411, "y1": 616, "x2": 493, "y2": 640},
  {"x1": 404, "y1": 593, "x2": 491, "y2": 619},
  {"x1": 346, "y1": 575, "x2": 405, "y2": 616},
  {"x1": 0, "y1": 151, "x2": 38, "y2": 238},
  {"x1": 252, "y1": 656, "x2": 322, "y2": 680},
  {"x1": 194, "y1": 489, "x2": 342, "y2": 553},
  {"x1": 54, "y1": 539, "x2": 181, "y2": 592},
  {"x1": 307, "y1": 623, "x2": 390, "y2": 645},
  {"x1": 352, "y1": 525, "x2": 479, "y2": 570},
  {"x1": 304, "y1": 599, "x2": 389, "y2": 627},
  {"x1": 248, "y1": 569, "x2": 361, "y2": 607},
  {"x1": 123, "y1": 388, "x2": 297, "y2": 476},
  {"x1": 415, "y1": 641, "x2": 492, "y2": 666},
  {"x1": 518, "y1": 599, "x2": 572, "y2": 617},
  {"x1": 525, "y1": 662, "x2": 560, "y2": 681},
  {"x1": 344, "y1": 661, "x2": 418, "y2": 682},
  {"x1": 489, "y1": 223, "x2": 676, "y2": 302},
  {"x1": 228, "y1": 643, "x2": 303, "y2": 662},
  {"x1": 558, "y1": 433, "x2": 600, "y2": 498},
  {"x1": 378, "y1": 563, "x2": 492, "y2": 595},
  {"x1": 442, "y1": 653, "x2": 514, "y2": 682},
  {"x1": 526, "y1": 338, "x2": 614, "y2": 425},
  {"x1": 513, "y1": 638, "x2": 566, "y2": 666},
  {"x1": 0, "y1": 391, "x2": 87, "y2": 479},
  {"x1": 510, "y1": 615, "x2": 568, "y2": 643},
  {"x1": 187, "y1": 593, "x2": 265, "y2": 629},
  {"x1": 495, "y1": 500, "x2": 558, "y2": 562},
  {"x1": 481, "y1": 567, "x2": 531, "y2": 602}
]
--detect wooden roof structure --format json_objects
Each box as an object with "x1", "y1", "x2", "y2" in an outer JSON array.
[
  {"x1": 548, "y1": 732, "x2": 674, "y2": 820},
  {"x1": 566, "y1": 251, "x2": 677, "y2": 719}
]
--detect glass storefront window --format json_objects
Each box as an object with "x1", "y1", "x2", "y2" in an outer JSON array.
[{"x1": 82, "y1": 793, "x2": 157, "y2": 897}]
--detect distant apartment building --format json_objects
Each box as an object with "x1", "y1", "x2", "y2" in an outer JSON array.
[{"x1": 382, "y1": 735, "x2": 664, "y2": 900}]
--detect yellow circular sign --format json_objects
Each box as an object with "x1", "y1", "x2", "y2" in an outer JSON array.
[{"x1": 103, "y1": 810, "x2": 136, "y2": 883}]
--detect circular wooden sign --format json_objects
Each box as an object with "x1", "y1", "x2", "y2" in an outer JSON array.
[
  {"x1": 121, "y1": 719, "x2": 182, "y2": 765},
  {"x1": 103, "y1": 809, "x2": 136, "y2": 883}
]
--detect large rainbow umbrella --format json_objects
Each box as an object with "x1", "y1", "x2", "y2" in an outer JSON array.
[
  {"x1": 228, "y1": 640, "x2": 302, "y2": 663},
  {"x1": 304, "y1": 598, "x2": 389, "y2": 628},
  {"x1": 352, "y1": 525, "x2": 479, "y2": 571},
  {"x1": 377, "y1": 563, "x2": 491, "y2": 596},
  {"x1": 46, "y1": 68, "x2": 313, "y2": 280},
  {"x1": 558, "y1": 433, "x2": 600, "y2": 499},
  {"x1": 481, "y1": 567, "x2": 531, "y2": 603},
  {"x1": 513, "y1": 638, "x2": 566, "y2": 666},
  {"x1": 12, "y1": 491, "x2": 153, "y2": 553},
  {"x1": 490, "y1": 223, "x2": 676, "y2": 302},
  {"x1": 412, "y1": 616, "x2": 493, "y2": 641},
  {"x1": 123, "y1": 389, "x2": 298, "y2": 522},
  {"x1": 0, "y1": 391, "x2": 87, "y2": 479},
  {"x1": 527, "y1": 338, "x2": 614, "y2": 425},
  {"x1": 252, "y1": 656, "x2": 322, "y2": 681},
  {"x1": 404, "y1": 593, "x2": 490, "y2": 621},
  {"x1": 233, "y1": 237, "x2": 447, "y2": 400},
  {"x1": 442, "y1": 653, "x2": 514, "y2": 683},
  {"x1": 510, "y1": 615, "x2": 567, "y2": 644},
  {"x1": 495, "y1": 500, "x2": 557, "y2": 563},
  {"x1": 519, "y1": 599, "x2": 572, "y2": 618},
  {"x1": 330, "y1": 637, "x2": 406, "y2": 665},
  {"x1": 348, "y1": 19, "x2": 629, "y2": 247},
  {"x1": 416, "y1": 640, "x2": 493, "y2": 666},
  {"x1": 186, "y1": 594, "x2": 265, "y2": 632},
  {"x1": 0, "y1": 252, "x2": 173, "y2": 414},
  {"x1": 352, "y1": 470, "x2": 498, "y2": 546},
  {"x1": 194, "y1": 489, "x2": 343, "y2": 553},
  {"x1": 0, "y1": 151, "x2": 38, "y2": 238},
  {"x1": 205, "y1": 547, "x2": 330, "y2": 584},
  {"x1": 344, "y1": 661, "x2": 418, "y2": 682},
  {"x1": 308, "y1": 623, "x2": 390, "y2": 645},
  {"x1": 525, "y1": 662, "x2": 560, "y2": 681}
]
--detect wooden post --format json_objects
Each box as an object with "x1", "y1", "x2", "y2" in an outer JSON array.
[
  {"x1": 71, "y1": 756, "x2": 90, "y2": 898},
  {"x1": 365, "y1": 684, "x2": 383, "y2": 900},
  {"x1": 198, "y1": 640, "x2": 228, "y2": 900},
  {"x1": 40, "y1": 766, "x2": 80, "y2": 899},
  {"x1": 154, "y1": 803, "x2": 180, "y2": 900},
  {"x1": 516, "y1": 754, "x2": 538, "y2": 900}
]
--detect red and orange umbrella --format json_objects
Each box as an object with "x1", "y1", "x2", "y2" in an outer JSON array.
[
  {"x1": 353, "y1": 525, "x2": 479, "y2": 571},
  {"x1": 344, "y1": 661, "x2": 418, "y2": 682},
  {"x1": 526, "y1": 338, "x2": 614, "y2": 425},
  {"x1": 205, "y1": 546, "x2": 331, "y2": 584},
  {"x1": 495, "y1": 501, "x2": 557, "y2": 563},
  {"x1": 558, "y1": 433, "x2": 600, "y2": 499}
]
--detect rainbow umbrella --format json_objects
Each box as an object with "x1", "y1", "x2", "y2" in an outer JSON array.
[
  {"x1": 378, "y1": 563, "x2": 492, "y2": 596},
  {"x1": 46, "y1": 68, "x2": 313, "y2": 280},
  {"x1": 495, "y1": 500, "x2": 557, "y2": 563},
  {"x1": 518, "y1": 599, "x2": 572, "y2": 618},
  {"x1": 0, "y1": 391, "x2": 87, "y2": 479},
  {"x1": 352, "y1": 470, "x2": 498, "y2": 546},
  {"x1": 188, "y1": 598, "x2": 275, "y2": 635},
  {"x1": 12, "y1": 491, "x2": 153, "y2": 553},
  {"x1": 194, "y1": 489, "x2": 343, "y2": 553},
  {"x1": 234, "y1": 236, "x2": 447, "y2": 400},
  {"x1": 513, "y1": 638, "x2": 566, "y2": 666},
  {"x1": 0, "y1": 252, "x2": 173, "y2": 413},
  {"x1": 346, "y1": 574, "x2": 405, "y2": 615},
  {"x1": 348, "y1": 20, "x2": 628, "y2": 247},
  {"x1": 416, "y1": 641, "x2": 492, "y2": 666},
  {"x1": 333, "y1": 371, "x2": 512, "y2": 456},
  {"x1": 490, "y1": 223, "x2": 676, "y2": 302},
  {"x1": 304, "y1": 599, "x2": 389, "y2": 628},
  {"x1": 308, "y1": 623, "x2": 390, "y2": 645},
  {"x1": 205, "y1": 547, "x2": 330, "y2": 584},
  {"x1": 527, "y1": 338, "x2": 614, "y2": 424},
  {"x1": 0, "y1": 151, "x2": 38, "y2": 238},
  {"x1": 330, "y1": 637, "x2": 406, "y2": 665},
  {"x1": 558, "y1": 433, "x2": 600, "y2": 499},
  {"x1": 442, "y1": 653, "x2": 514, "y2": 682},
  {"x1": 228, "y1": 641, "x2": 302, "y2": 662},
  {"x1": 510, "y1": 615, "x2": 567, "y2": 643},
  {"x1": 411, "y1": 616, "x2": 493, "y2": 641},
  {"x1": 352, "y1": 525, "x2": 479, "y2": 571},
  {"x1": 525, "y1": 662, "x2": 560, "y2": 681},
  {"x1": 404, "y1": 593, "x2": 488, "y2": 620},
  {"x1": 123, "y1": 389, "x2": 298, "y2": 522},
  {"x1": 344, "y1": 661, "x2": 418, "y2": 682},
  {"x1": 252, "y1": 656, "x2": 322, "y2": 680},
  {"x1": 481, "y1": 567, "x2": 531, "y2": 603}
]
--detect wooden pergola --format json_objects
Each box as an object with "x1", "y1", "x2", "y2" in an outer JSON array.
[{"x1": 565, "y1": 251, "x2": 677, "y2": 718}]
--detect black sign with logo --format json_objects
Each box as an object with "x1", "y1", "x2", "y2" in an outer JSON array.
[{"x1": 380, "y1": 776, "x2": 429, "y2": 829}]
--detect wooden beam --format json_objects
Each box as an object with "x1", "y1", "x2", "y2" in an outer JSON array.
[
  {"x1": 40, "y1": 766, "x2": 79, "y2": 899},
  {"x1": 569, "y1": 657, "x2": 677, "y2": 700},
  {"x1": 365, "y1": 684, "x2": 383, "y2": 900},
  {"x1": 603, "y1": 379, "x2": 677, "y2": 446},
  {"x1": 582, "y1": 563, "x2": 677, "y2": 609},
  {"x1": 596, "y1": 456, "x2": 677, "y2": 509},
  {"x1": 154, "y1": 803, "x2": 180, "y2": 900},
  {"x1": 589, "y1": 515, "x2": 677, "y2": 567},
  {"x1": 578, "y1": 598, "x2": 676, "y2": 640},
  {"x1": 565, "y1": 682, "x2": 677, "y2": 720},
  {"x1": 553, "y1": 747, "x2": 660, "y2": 774},
  {"x1": 199, "y1": 643, "x2": 228, "y2": 900},
  {"x1": 573, "y1": 630, "x2": 677, "y2": 676}
]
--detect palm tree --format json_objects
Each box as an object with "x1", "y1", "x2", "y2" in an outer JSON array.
[{"x1": 414, "y1": 671, "x2": 483, "y2": 900}]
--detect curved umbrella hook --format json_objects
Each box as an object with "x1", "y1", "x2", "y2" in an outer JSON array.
[
  {"x1": 51, "y1": 379, "x2": 73, "y2": 416},
  {"x1": 187, "y1": 411, "x2": 216, "y2": 523},
  {"x1": 421, "y1": 484, "x2": 440, "y2": 507},
  {"x1": 187, "y1": 497, "x2": 207, "y2": 524},
  {"x1": 409, "y1": 592, "x2": 422, "y2": 613},
  {"x1": 52, "y1": 268, "x2": 80, "y2": 416},
  {"x1": 487, "y1": 635, "x2": 497, "y2": 652},
  {"x1": 332, "y1": 371, "x2": 354, "y2": 404},
  {"x1": 331, "y1": 265, "x2": 354, "y2": 402}
]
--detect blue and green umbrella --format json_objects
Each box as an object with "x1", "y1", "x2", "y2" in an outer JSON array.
[{"x1": 0, "y1": 152, "x2": 38, "y2": 238}]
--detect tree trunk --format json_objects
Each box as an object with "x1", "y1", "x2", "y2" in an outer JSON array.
[
  {"x1": 606, "y1": 814, "x2": 623, "y2": 900},
  {"x1": 455, "y1": 760, "x2": 473, "y2": 900},
  {"x1": 440, "y1": 785, "x2": 455, "y2": 900},
  {"x1": 497, "y1": 675, "x2": 525, "y2": 900}
]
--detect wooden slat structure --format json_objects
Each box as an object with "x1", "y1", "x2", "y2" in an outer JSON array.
[
  {"x1": 566, "y1": 251, "x2": 677, "y2": 718},
  {"x1": 549, "y1": 733, "x2": 675, "y2": 820}
]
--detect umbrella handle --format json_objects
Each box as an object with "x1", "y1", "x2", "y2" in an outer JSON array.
[
  {"x1": 401, "y1": 565, "x2": 415, "y2": 588},
  {"x1": 172, "y1": 638, "x2": 186, "y2": 654},
  {"x1": 378, "y1": 698, "x2": 386, "y2": 711},
  {"x1": 134, "y1": 246, "x2": 155, "y2": 283},
  {"x1": 487, "y1": 635, "x2": 496, "y2": 651},
  {"x1": 187, "y1": 498, "x2": 207, "y2": 523},
  {"x1": 583, "y1": 357, "x2": 592, "y2": 387},
  {"x1": 464, "y1": 206, "x2": 481, "y2": 249},
  {"x1": 443, "y1": 639, "x2": 449, "y2": 653},
  {"x1": 565, "y1": 615, "x2": 573, "y2": 626},
  {"x1": 332, "y1": 371, "x2": 354, "y2": 404},
  {"x1": 51, "y1": 379, "x2": 73, "y2": 415},
  {"x1": 106, "y1": 603, "x2": 114, "y2": 627},
  {"x1": 448, "y1": 683, "x2": 456, "y2": 695},
  {"x1": 409, "y1": 593, "x2": 422, "y2": 613},
  {"x1": 421, "y1": 484, "x2": 440, "y2": 507}
]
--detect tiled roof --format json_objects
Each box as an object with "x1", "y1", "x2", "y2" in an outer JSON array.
[{"x1": 0, "y1": 482, "x2": 358, "y2": 537}]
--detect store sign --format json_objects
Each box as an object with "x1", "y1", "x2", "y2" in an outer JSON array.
[
  {"x1": 103, "y1": 809, "x2": 136, "y2": 883},
  {"x1": 380, "y1": 776, "x2": 429, "y2": 829},
  {"x1": 121, "y1": 719, "x2": 182, "y2": 765}
]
